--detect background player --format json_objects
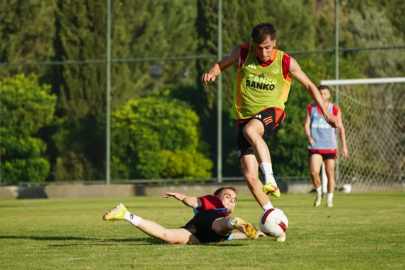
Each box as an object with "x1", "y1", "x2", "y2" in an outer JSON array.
[{"x1": 304, "y1": 85, "x2": 348, "y2": 207}]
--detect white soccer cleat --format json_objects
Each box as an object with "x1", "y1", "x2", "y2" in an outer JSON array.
[
  {"x1": 275, "y1": 232, "x2": 286, "y2": 242},
  {"x1": 314, "y1": 195, "x2": 322, "y2": 207},
  {"x1": 326, "y1": 201, "x2": 333, "y2": 208}
]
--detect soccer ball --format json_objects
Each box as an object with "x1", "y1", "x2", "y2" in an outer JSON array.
[
  {"x1": 341, "y1": 184, "x2": 352, "y2": 193},
  {"x1": 259, "y1": 208, "x2": 288, "y2": 237}
]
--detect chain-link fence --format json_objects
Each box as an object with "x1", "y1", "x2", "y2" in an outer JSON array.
[
  {"x1": 1, "y1": 0, "x2": 404, "y2": 186},
  {"x1": 326, "y1": 81, "x2": 405, "y2": 190}
]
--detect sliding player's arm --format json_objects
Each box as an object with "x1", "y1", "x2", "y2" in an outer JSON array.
[
  {"x1": 290, "y1": 57, "x2": 339, "y2": 128},
  {"x1": 163, "y1": 193, "x2": 202, "y2": 208},
  {"x1": 201, "y1": 45, "x2": 241, "y2": 83}
]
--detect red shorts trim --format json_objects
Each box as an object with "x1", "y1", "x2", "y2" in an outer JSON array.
[
  {"x1": 309, "y1": 149, "x2": 337, "y2": 154},
  {"x1": 309, "y1": 150, "x2": 337, "y2": 160}
]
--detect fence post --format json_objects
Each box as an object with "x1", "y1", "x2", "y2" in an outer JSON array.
[
  {"x1": 334, "y1": 0, "x2": 340, "y2": 183},
  {"x1": 217, "y1": 0, "x2": 223, "y2": 183},
  {"x1": 106, "y1": 0, "x2": 111, "y2": 185}
]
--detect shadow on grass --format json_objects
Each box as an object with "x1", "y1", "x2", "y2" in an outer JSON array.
[
  {"x1": 0, "y1": 235, "x2": 160, "y2": 244},
  {"x1": 48, "y1": 244, "x2": 80, "y2": 247},
  {"x1": 203, "y1": 243, "x2": 246, "y2": 247},
  {"x1": 0, "y1": 235, "x2": 247, "y2": 246}
]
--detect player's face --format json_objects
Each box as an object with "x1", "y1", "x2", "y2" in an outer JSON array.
[
  {"x1": 253, "y1": 36, "x2": 277, "y2": 62},
  {"x1": 320, "y1": 89, "x2": 330, "y2": 102},
  {"x1": 219, "y1": 189, "x2": 237, "y2": 213}
]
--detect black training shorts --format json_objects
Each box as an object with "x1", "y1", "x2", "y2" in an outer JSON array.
[
  {"x1": 181, "y1": 210, "x2": 230, "y2": 243},
  {"x1": 237, "y1": 108, "x2": 286, "y2": 158}
]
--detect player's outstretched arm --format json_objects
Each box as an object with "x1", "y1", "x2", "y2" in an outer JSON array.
[
  {"x1": 163, "y1": 192, "x2": 202, "y2": 208},
  {"x1": 201, "y1": 45, "x2": 241, "y2": 84},
  {"x1": 289, "y1": 57, "x2": 339, "y2": 129}
]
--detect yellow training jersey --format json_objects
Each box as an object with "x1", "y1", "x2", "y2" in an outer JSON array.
[{"x1": 231, "y1": 45, "x2": 291, "y2": 119}]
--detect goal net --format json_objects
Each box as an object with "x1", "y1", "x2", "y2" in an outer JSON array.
[{"x1": 320, "y1": 78, "x2": 405, "y2": 192}]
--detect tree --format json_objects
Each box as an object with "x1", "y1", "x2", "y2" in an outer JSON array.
[
  {"x1": 51, "y1": 0, "x2": 199, "y2": 181},
  {"x1": 342, "y1": 1, "x2": 405, "y2": 78},
  {"x1": 0, "y1": 74, "x2": 56, "y2": 183},
  {"x1": 110, "y1": 92, "x2": 212, "y2": 180},
  {"x1": 0, "y1": 0, "x2": 56, "y2": 78},
  {"x1": 110, "y1": 0, "x2": 198, "y2": 103}
]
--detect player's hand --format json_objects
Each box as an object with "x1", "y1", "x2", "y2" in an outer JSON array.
[
  {"x1": 257, "y1": 231, "x2": 266, "y2": 238},
  {"x1": 163, "y1": 192, "x2": 187, "y2": 201},
  {"x1": 201, "y1": 73, "x2": 216, "y2": 84},
  {"x1": 342, "y1": 147, "x2": 348, "y2": 158},
  {"x1": 324, "y1": 113, "x2": 339, "y2": 129},
  {"x1": 307, "y1": 136, "x2": 314, "y2": 146}
]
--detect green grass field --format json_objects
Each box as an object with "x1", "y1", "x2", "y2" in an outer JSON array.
[{"x1": 1, "y1": 192, "x2": 404, "y2": 269}]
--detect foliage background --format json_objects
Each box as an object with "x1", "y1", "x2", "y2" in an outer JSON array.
[{"x1": 1, "y1": 0, "x2": 404, "y2": 183}]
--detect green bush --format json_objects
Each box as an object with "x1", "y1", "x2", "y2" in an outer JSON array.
[
  {"x1": 0, "y1": 74, "x2": 56, "y2": 183},
  {"x1": 111, "y1": 93, "x2": 213, "y2": 180}
]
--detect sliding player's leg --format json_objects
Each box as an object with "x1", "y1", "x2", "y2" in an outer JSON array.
[{"x1": 102, "y1": 203, "x2": 199, "y2": 244}]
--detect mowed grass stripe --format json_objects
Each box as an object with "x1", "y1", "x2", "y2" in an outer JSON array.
[{"x1": 0, "y1": 192, "x2": 404, "y2": 269}]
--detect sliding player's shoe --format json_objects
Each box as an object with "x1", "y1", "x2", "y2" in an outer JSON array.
[
  {"x1": 103, "y1": 203, "x2": 127, "y2": 220},
  {"x1": 275, "y1": 232, "x2": 286, "y2": 242},
  {"x1": 263, "y1": 184, "x2": 280, "y2": 199},
  {"x1": 230, "y1": 218, "x2": 259, "y2": 240},
  {"x1": 314, "y1": 195, "x2": 322, "y2": 207}
]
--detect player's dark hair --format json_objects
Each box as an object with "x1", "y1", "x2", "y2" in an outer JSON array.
[
  {"x1": 318, "y1": 85, "x2": 330, "y2": 91},
  {"x1": 251, "y1": 23, "x2": 277, "y2": 44},
  {"x1": 214, "y1": 186, "x2": 237, "y2": 197}
]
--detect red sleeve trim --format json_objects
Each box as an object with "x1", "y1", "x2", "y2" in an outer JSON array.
[
  {"x1": 333, "y1": 105, "x2": 340, "y2": 116},
  {"x1": 196, "y1": 195, "x2": 225, "y2": 211},
  {"x1": 316, "y1": 104, "x2": 323, "y2": 115},
  {"x1": 239, "y1": 43, "x2": 250, "y2": 70},
  {"x1": 282, "y1": 53, "x2": 291, "y2": 80},
  {"x1": 308, "y1": 104, "x2": 313, "y2": 115}
]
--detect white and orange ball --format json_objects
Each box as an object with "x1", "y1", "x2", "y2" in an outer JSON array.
[{"x1": 259, "y1": 208, "x2": 288, "y2": 237}]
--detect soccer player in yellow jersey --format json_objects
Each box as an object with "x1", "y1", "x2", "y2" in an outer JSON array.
[{"x1": 201, "y1": 23, "x2": 339, "y2": 220}]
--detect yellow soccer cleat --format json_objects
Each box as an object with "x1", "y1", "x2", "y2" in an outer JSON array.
[
  {"x1": 230, "y1": 217, "x2": 259, "y2": 240},
  {"x1": 314, "y1": 195, "x2": 322, "y2": 207},
  {"x1": 103, "y1": 203, "x2": 127, "y2": 221},
  {"x1": 263, "y1": 184, "x2": 281, "y2": 199}
]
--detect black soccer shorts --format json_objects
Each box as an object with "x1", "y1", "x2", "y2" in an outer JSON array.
[
  {"x1": 237, "y1": 107, "x2": 286, "y2": 158},
  {"x1": 181, "y1": 210, "x2": 230, "y2": 243}
]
